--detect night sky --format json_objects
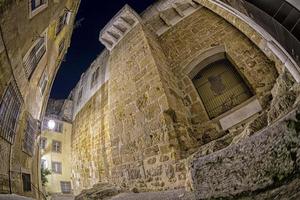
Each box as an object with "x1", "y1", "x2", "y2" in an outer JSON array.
[{"x1": 50, "y1": 0, "x2": 155, "y2": 99}]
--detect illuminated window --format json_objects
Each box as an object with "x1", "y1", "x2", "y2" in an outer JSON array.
[{"x1": 192, "y1": 59, "x2": 252, "y2": 119}]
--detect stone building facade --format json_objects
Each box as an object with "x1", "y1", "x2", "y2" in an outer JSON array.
[
  {"x1": 69, "y1": 0, "x2": 300, "y2": 198},
  {"x1": 0, "y1": 0, "x2": 80, "y2": 198}
]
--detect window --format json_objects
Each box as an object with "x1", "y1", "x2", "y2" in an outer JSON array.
[
  {"x1": 52, "y1": 140, "x2": 62, "y2": 153},
  {"x1": 23, "y1": 114, "x2": 38, "y2": 156},
  {"x1": 41, "y1": 159, "x2": 47, "y2": 169},
  {"x1": 29, "y1": 0, "x2": 48, "y2": 18},
  {"x1": 60, "y1": 181, "x2": 71, "y2": 194},
  {"x1": 52, "y1": 161, "x2": 62, "y2": 174},
  {"x1": 90, "y1": 68, "x2": 100, "y2": 89},
  {"x1": 0, "y1": 82, "x2": 22, "y2": 144},
  {"x1": 40, "y1": 137, "x2": 47, "y2": 149},
  {"x1": 192, "y1": 59, "x2": 252, "y2": 119},
  {"x1": 30, "y1": 0, "x2": 47, "y2": 11},
  {"x1": 56, "y1": 11, "x2": 71, "y2": 36},
  {"x1": 23, "y1": 36, "x2": 46, "y2": 79},
  {"x1": 77, "y1": 88, "x2": 83, "y2": 105},
  {"x1": 58, "y1": 39, "x2": 65, "y2": 56},
  {"x1": 39, "y1": 72, "x2": 48, "y2": 95},
  {"x1": 22, "y1": 173, "x2": 31, "y2": 192}
]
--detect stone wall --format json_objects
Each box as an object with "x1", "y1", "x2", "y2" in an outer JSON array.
[
  {"x1": 71, "y1": 83, "x2": 111, "y2": 194},
  {"x1": 70, "y1": 1, "x2": 300, "y2": 197},
  {"x1": 189, "y1": 106, "x2": 300, "y2": 199},
  {"x1": 107, "y1": 23, "x2": 185, "y2": 191},
  {"x1": 155, "y1": 7, "x2": 278, "y2": 147}
]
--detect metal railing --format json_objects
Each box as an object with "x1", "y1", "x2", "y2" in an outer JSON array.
[{"x1": 31, "y1": 182, "x2": 47, "y2": 200}]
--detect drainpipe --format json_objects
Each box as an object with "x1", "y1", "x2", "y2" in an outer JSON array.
[{"x1": 0, "y1": 24, "x2": 15, "y2": 195}]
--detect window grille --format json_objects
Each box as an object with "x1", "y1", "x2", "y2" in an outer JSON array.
[
  {"x1": 56, "y1": 11, "x2": 71, "y2": 35},
  {"x1": 0, "y1": 82, "x2": 22, "y2": 144},
  {"x1": 52, "y1": 161, "x2": 62, "y2": 174},
  {"x1": 40, "y1": 137, "x2": 47, "y2": 149},
  {"x1": 23, "y1": 113, "x2": 38, "y2": 156},
  {"x1": 60, "y1": 181, "x2": 71, "y2": 194},
  {"x1": 52, "y1": 140, "x2": 62, "y2": 153},
  {"x1": 23, "y1": 36, "x2": 46, "y2": 79},
  {"x1": 39, "y1": 72, "x2": 48, "y2": 95},
  {"x1": 192, "y1": 59, "x2": 253, "y2": 119},
  {"x1": 22, "y1": 173, "x2": 31, "y2": 192},
  {"x1": 31, "y1": 0, "x2": 47, "y2": 11},
  {"x1": 58, "y1": 39, "x2": 65, "y2": 55}
]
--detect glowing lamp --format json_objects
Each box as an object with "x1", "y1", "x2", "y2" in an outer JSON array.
[{"x1": 47, "y1": 120, "x2": 56, "y2": 130}]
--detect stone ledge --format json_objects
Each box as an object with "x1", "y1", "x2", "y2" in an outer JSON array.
[
  {"x1": 99, "y1": 5, "x2": 141, "y2": 51},
  {"x1": 189, "y1": 106, "x2": 300, "y2": 199}
]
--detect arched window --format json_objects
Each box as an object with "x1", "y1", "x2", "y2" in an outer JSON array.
[{"x1": 192, "y1": 59, "x2": 253, "y2": 119}]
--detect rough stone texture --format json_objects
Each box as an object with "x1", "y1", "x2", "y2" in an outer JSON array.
[
  {"x1": 72, "y1": 83, "x2": 110, "y2": 194},
  {"x1": 189, "y1": 106, "x2": 300, "y2": 199},
  {"x1": 110, "y1": 189, "x2": 195, "y2": 200},
  {"x1": 156, "y1": 7, "x2": 278, "y2": 146},
  {"x1": 69, "y1": 2, "x2": 295, "y2": 196},
  {"x1": 107, "y1": 23, "x2": 186, "y2": 192},
  {"x1": 75, "y1": 183, "x2": 121, "y2": 200}
]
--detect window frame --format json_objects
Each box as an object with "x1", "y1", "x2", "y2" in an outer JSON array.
[
  {"x1": 0, "y1": 81, "x2": 22, "y2": 144},
  {"x1": 184, "y1": 46, "x2": 256, "y2": 121},
  {"x1": 29, "y1": 0, "x2": 48, "y2": 19},
  {"x1": 40, "y1": 137, "x2": 47, "y2": 149},
  {"x1": 39, "y1": 71, "x2": 48, "y2": 95},
  {"x1": 52, "y1": 140, "x2": 62, "y2": 153},
  {"x1": 23, "y1": 32, "x2": 47, "y2": 80},
  {"x1": 23, "y1": 113, "x2": 38, "y2": 156},
  {"x1": 192, "y1": 58, "x2": 253, "y2": 119},
  {"x1": 52, "y1": 161, "x2": 62, "y2": 174},
  {"x1": 56, "y1": 11, "x2": 71, "y2": 36},
  {"x1": 60, "y1": 181, "x2": 72, "y2": 194}
]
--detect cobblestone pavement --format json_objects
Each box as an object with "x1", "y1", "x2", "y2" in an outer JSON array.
[
  {"x1": 0, "y1": 194, "x2": 34, "y2": 200},
  {"x1": 110, "y1": 189, "x2": 196, "y2": 200}
]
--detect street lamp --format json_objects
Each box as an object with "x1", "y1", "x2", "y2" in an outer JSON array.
[{"x1": 47, "y1": 120, "x2": 56, "y2": 130}]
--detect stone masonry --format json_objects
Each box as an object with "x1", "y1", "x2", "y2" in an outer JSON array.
[{"x1": 68, "y1": 0, "x2": 300, "y2": 198}]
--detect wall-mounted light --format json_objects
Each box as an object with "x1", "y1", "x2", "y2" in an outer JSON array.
[{"x1": 47, "y1": 120, "x2": 56, "y2": 130}]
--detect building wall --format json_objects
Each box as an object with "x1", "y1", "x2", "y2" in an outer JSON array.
[
  {"x1": 67, "y1": 0, "x2": 300, "y2": 196},
  {"x1": 154, "y1": 7, "x2": 278, "y2": 149},
  {"x1": 0, "y1": 0, "x2": 80, "y2": 198},
  {"x1": 41, "y1": 119, "x2": 73, "y2": 194},
  {"x1": 71, "y1": 83, "x2": 110, "y2": 193}
]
